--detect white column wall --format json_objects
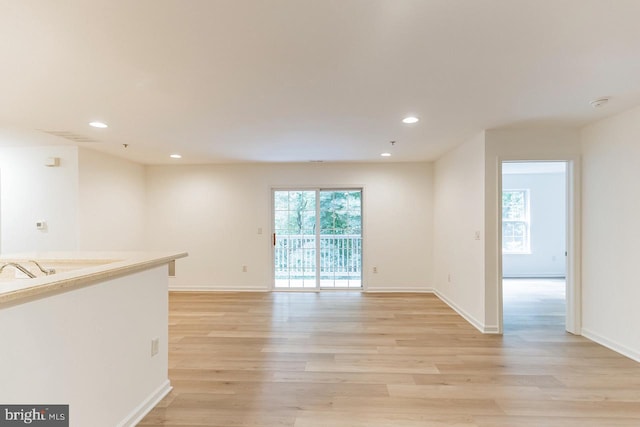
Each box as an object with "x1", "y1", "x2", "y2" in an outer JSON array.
[
  {"x1": 0, "y1": 145, "x2": 147, "y2": 254},
  {"x1": 0, "y1": 145, "x2": 79, "y2": 253},
  {"x1": 580, "y1": 105, "x2": 640, "y2": 361},
  {"x1": 433, "y1": 132, "x2": 487, "y2": 330},
  {"x1": 77, "y1": 147, "x2": 146, "y2": 250}
]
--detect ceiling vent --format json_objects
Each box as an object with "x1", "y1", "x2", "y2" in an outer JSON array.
[{"x1": 40, "y1": 130, "x2": 101, "y2": 143}]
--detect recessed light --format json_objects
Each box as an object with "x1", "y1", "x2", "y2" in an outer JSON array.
[
  {"x1": 170, "y1": 154, "x2": 182, "y2": 159},
  {"x1": 89, "y1": 121, "x2": 108, "y2": 128},
  {"x1": 381, "y1": 152, "x2": 391, "y2": 157},
  {"x1": 402, "y1": 116, "x2": 419, "y2": 124}
]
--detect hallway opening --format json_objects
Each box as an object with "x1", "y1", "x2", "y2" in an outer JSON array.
[{"x1": 501, "y1": 161, "x2": 568, "y2": 332}]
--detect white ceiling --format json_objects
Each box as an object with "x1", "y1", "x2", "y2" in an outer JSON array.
[{"x1": 1, "y1": 0, "x2": 640, "y2": 164}]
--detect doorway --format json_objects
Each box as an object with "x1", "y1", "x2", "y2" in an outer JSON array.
[
  {"x1": 501, "y1": 161, "x2": 571, "y2": 332},
  {"x1": 273, "y1": 189, "x2": 362, "y2": 290}
]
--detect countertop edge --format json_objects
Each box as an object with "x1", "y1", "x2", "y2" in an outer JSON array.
[{"x1": 0, "y1": 252, "x2": 188, "y2": 305}]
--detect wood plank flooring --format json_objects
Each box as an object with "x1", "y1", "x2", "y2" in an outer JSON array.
[{"x1": 139, "y1": 283, "x2": 640, "y2": 426}]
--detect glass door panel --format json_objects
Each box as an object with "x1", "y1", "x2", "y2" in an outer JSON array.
[
  {"x1": 319, "y1": 190, "x2": 362, "y2": 288},
  {"x1": 274, "y1": 190, "x2": 317, "y2": 288}
]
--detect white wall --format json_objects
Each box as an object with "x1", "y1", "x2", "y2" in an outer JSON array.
[
  {"x1": 433, "y1": 132, "x2": 486, "y2": 330},
  {"x1": 0, "y1": 265, "x2": 170, "y2": 426},
  {"x1": 0, "y1": 145, "x2": 146, "y2": 254},
  {"x1": 145, "y1": 162, "x2": 433, "y2": 291},
  {"x1": 433, "y1": 130, "x2": 580, "y2": 333},
  {"x1": 581, "y1": 105, "x2": 640, "y2": 361},
  {"x1": 0, "y1": 145, "x2": 79, "y2": 253},
  {"x1": 502, "y1": 171, "x2": 566, "y2": 277},
  {"x1": 78, "y1": 148, "x2": 146, "y2": 250}
]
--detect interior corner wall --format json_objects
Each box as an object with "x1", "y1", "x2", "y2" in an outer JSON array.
[
  {"x1": 0, "y1": 145, "x2": 79, "y2": 254},
  {"x1": 580, "y1": 105, "x2": 640, "y2": 361},
  {"x1": 502, "y1": 172, "x2": 566, "y2": 278},
  {"x1": 433, "y1": 132, "x2": 486, "y2": 331},
  {"x1": 484, "y1": 128, "x2": 581, "y2": 331},
  {"x1": 77, "y1": 148, "x2": 146, "y2": 251},
  {"x1": 144, "y1": 162, "x2": 434, "y2": 291}
]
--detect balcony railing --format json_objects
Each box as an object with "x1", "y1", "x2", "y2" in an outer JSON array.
[{"x1": 275, "y1": 234, "x2": 362, "y2": 286}]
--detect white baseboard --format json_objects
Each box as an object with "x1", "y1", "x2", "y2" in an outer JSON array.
[
  {"x1": 433, "y1": 290, "x2": 493, "y2": 334},
  {"x1": 169, "y1": 285, "x2": 268, "y2": 292},
  {"x1": 365, "y1": 286, "x2": 435, "y2": 293},
  {"x1": 581, "y1": 328, "x2": 640, "y2": 363},
  {"x1": 170, "y1": 286, "x2": 435, "y2": 293},
  {"x1": 118, "y1": 380, "x2": 172, "y2": 427},
  {"x1": 482, "y1": 324, "x2": 500, "y2": 334}
]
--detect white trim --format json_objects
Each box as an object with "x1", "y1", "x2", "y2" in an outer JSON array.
[
  {"x1": 118, "y1": 380, "x2": 172, "y2": 427},
  {"x1": 366, "y1": 287, "x2": 434, "y2": 293},
  {"x1": 434, "y1": 290, "x2": 495, "y2": 333},
  {"x1": 497, "y1": 160, "x2": 505, "y2": 334},
  {"x1": 170, "y1": 287, "x2": 434, "y2": 293},
  {"x1": 483, "y1": 324, "x2": 500, "y2": 334},
  {"x1": 565, "y1": 159, "x2": 582, "y2": 334},
  {"x1": 582, "y1": 328, "x2": 640, "y2": 363},
  {"x1": 315, "y1": 190, "x2": 321, "y2": 288},
  {"x1": 169, "y1": 285, "x2": 268, "y2": 292},
  {"x1": 270, "y1": 288, "x2": 363, "y2": 292},
  {"x1": 502, "y1": 250, "x2": 533, "y2": 255}
]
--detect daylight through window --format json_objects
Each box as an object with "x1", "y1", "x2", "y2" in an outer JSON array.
[{"x1": 502, "y1": 189, "x2": 530, "y2": 253}]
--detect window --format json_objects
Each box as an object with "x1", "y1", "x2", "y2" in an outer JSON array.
[{"x1": 502, "y1": 189, "x2": 530, "y2": 253}]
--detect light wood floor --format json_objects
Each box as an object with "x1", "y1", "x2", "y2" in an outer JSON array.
[{"x1": 139, "y1": 283, "x2": 640, "y2": 426}]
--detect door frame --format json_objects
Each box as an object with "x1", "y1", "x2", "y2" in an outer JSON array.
[
  {"x1": 497, "y1": 158, "x2": 581, "y2": 335},
  {"x1": 270, "y1": 186, "x2": 365, "y2": 291}
]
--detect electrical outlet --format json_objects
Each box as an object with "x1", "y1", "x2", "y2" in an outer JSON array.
[
  {"x1": 373, "y1": 267, "x2": 378, "y2": 274},
  {"x1": 474, "y1": 231, "x2": 481, "y2": 240},
  {"x1": 242, "y1": 265, "x2": 248, "y2": 272},
  {"x1": 151, "y1": 338, "x2": 159, "y2": 357},
  {"x1": 448, "y1": 274, "x2": 451, "y2": 283}
]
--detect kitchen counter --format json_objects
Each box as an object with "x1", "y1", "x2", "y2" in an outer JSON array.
[
  {"x1": 0, "y1": 250, "x2": 187, "y2": 426},
  {"x1": 0, "y1": 251, "x2": 187, "y2": 305}
]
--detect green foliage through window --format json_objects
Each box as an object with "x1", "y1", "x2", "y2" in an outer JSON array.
[{"x1": 274, "y1": 190, "x2": 362, "y2": 288}]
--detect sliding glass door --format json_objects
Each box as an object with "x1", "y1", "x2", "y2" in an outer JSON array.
[{"x1": 273, "y1": 189, "x2": 362, "y2": 289}]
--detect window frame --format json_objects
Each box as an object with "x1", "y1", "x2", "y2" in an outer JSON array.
[{"x1": 502, "y1": 189, "x2": 531, "y2": 254}]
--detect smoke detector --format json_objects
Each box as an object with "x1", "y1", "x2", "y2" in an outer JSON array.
[{"x1": 590, "y1": 97, "x2": 609, "y2": 108}]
